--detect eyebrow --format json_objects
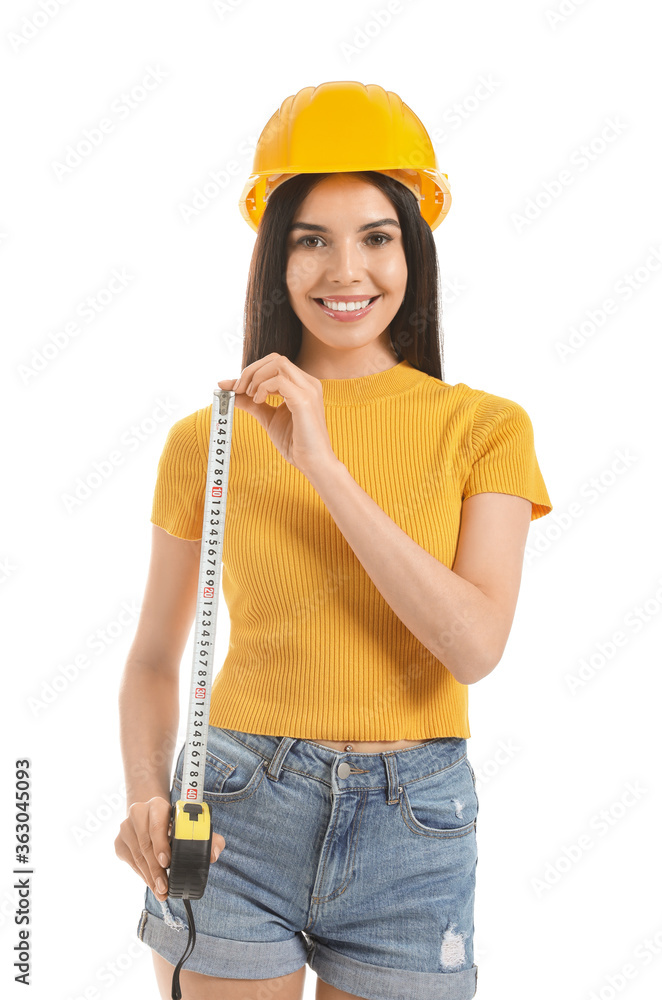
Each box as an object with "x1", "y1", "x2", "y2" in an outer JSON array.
[{"x1": 288, "y1": 217, "x2": 401, "y2": 234}]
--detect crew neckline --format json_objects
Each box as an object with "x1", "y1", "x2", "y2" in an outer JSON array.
[{"x1": 317, "y1": 359, "x2": 425, "y2": 405}]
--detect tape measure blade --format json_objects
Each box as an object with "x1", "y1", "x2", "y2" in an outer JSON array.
[{"x1": 181, "y1": 388, "x2": 234, "y2": 801}]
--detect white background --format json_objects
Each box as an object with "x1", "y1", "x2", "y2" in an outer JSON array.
[{"x1": 2, "y1": 1, "x2": 661, "y2": 998}]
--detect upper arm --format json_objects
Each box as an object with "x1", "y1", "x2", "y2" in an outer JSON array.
[
  {"x1": 125, "y1": 524, "x2": 202, "y2": 678},
  {"x1": 452, "y1": 492, "x2": 533, "y2": 670}
]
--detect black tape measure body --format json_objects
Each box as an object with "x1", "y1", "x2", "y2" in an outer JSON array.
[{"x1": 168, "y1": 800, "x2": 213, "y2": 899}]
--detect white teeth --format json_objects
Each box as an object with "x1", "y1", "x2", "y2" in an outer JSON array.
[{"x1": 321, "y1": 297, "x2": 373, "y2": 312}]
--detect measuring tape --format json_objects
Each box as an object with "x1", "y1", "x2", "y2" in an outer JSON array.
[{"x1": 166, "y1": 387, "x2": 235, "y2": 1000}]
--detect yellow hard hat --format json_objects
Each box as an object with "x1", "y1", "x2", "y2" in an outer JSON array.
[{"x1": 239, "y1": 81, "x2": 451, "y2": 233}]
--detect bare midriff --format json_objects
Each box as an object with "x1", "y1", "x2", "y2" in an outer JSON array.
[{"x1": 309, "y1": 738, "x2": 436, "y2": 755}]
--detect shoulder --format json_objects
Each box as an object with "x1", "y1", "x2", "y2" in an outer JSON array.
[
  {"x1": 468, "y1": 388, "x2": 532, "y2": 426},
  {"x1": 164, "y1": 408, "x2": 199, "y2": 438},
  {"x1": 163, "y1": 400, "x2": 258, "y2": 456},
  {"x1": 158, "y1": 406, "x2": 211, "y2": 469},
  {"x1": 413, "y1": 373, "x2": 527, "y2": 424},
  {"x1": 440, "y1": 379, "x2": 533, "y2": 428},
  {"x1": 417, "y1": 376, "x2": 539, "y2": 462}
]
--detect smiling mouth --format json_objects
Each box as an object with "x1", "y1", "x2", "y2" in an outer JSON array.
[{"x1": 313, "y1": 295, "x2": 381, "y2": 320}]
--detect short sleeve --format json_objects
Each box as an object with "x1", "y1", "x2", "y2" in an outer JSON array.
[
  {"x1": 462, "y1": 393, "x2": 553, "y2": 521},
  {"x1": 150, "y1": 412, "x2": 206, "y2": 540}
]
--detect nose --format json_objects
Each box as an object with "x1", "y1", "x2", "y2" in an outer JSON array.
[{"x1": 323, "y1": 239, "x2": 368, "y2": 285}]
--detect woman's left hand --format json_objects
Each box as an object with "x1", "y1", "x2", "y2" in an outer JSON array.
[{"x1": 218, "y1": 353, "x2": 338, "y2": 480}]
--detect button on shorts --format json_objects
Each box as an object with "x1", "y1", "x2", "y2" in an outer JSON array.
[{"x1": 137, "y1": 725, "x2": 479, "y2": 1000}]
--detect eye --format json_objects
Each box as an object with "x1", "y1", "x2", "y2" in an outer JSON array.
[
  {"x1": 366, "y1": 233, "x2": 392, "y2": 246},
  {"x1": 298, "y1": 236, "x2": 324, "y2": 248}
]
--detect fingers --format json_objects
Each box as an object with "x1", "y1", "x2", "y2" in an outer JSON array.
[
  {"x1": 114, "y1": 834, "x2": 145, "y2": 882},
  {"x1": 116, "y1": 798, "x2": 172, "y2": 901},
  {"x1": 139, "y1": 799, "x2": 172, "y2": 897},
  {"x1": 246, "y1": 376, "x2": 283, "y2": 404},
  {"x1": 217, "y1": 354, "x2": 275, "y2": 395},
  {"x1": 229, "y1": 353, "x2": 281, "y2": 394},
  {"x1": 220, "y1": 354, "x2": 309, "y2": 399},
  {"x1": 148, "y1": 800, "x2": 173, "y2": 876},
  {"x1": 211, "y1": 832, "x2": 226, "y2": 863},
  {"x1": 117, "y1": 815, "x2": 157, "y2": 895}
]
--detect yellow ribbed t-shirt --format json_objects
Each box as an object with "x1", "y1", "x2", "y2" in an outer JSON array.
[{"x1": 150, "y1": 360, "x2": 553, "y2": 740}]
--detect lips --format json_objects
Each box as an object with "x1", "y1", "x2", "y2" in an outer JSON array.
[{"x1": 313, "y1": 295, "x2": 380, "y2": 321}]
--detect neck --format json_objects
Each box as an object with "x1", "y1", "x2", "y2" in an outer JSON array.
[{"x1": 293, "y1": 339, "x2": 399, "y2": 381}]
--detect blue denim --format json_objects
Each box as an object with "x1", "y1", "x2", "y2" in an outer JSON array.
[{"x1": 137, "y1": 725, "x2": 479, "y2": 1000}]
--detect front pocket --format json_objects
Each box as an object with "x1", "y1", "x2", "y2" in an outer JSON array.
[
  {"x1": 400, "y1": 755, "x2": 477, "y2": 838},
  {"x1": 172, "y1": 744, "x2": 267, "y2": 803}
]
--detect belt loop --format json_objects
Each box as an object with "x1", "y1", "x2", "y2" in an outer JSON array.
[
  {"x1": 266, "y1": 736, "x2": 297, "y2": 782},
  {"x1": 380, "y1": 752, "x2": 400, "y2": 805}
]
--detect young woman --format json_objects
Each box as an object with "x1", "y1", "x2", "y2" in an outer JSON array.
[{"x1": 116, "y1": 82, "x2": 552, "y2": 1000}]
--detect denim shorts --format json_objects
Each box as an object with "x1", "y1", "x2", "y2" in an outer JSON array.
[{"x1": 136, "y1": 725, "x2": 479, "y2": 1000}]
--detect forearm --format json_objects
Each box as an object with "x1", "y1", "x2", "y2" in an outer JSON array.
[
  {"x1": 306, "y1": 458, "x2": 499, "y2": 684},
  {"x1": 118, "y1": 662, "x2": 179, "y2": 810}
]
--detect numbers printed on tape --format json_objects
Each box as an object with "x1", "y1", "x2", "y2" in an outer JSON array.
[{"x1": 179, "y1": 390, "x2": 235, "y2": 803}]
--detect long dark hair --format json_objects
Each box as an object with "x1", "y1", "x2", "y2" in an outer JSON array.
[{"x1": 240, "y1": 170, "x2": 445, "y2": 381}]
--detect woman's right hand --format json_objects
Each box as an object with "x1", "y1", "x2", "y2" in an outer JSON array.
[{"x1": 114, "y1": 796, "x2": 226, "y2": 901}]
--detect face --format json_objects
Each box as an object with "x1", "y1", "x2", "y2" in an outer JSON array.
[{"x1": 285, "y1": 174, "x2": 408, "y2": 368}]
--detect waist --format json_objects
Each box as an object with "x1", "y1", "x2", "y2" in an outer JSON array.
[{"x1": 310, "y1": 738, "x2": 437, "y2": 755}]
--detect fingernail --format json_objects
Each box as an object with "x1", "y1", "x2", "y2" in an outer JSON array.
[
  {"x1": 232, "y1": 378, "x2": 240, "y2": 390},
  {"x1": 156, "y1": 877, "x2": 166, "y2": 893},
  {"x1": 158, "y1": 853, "x2": 168, "y2": 867}
]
